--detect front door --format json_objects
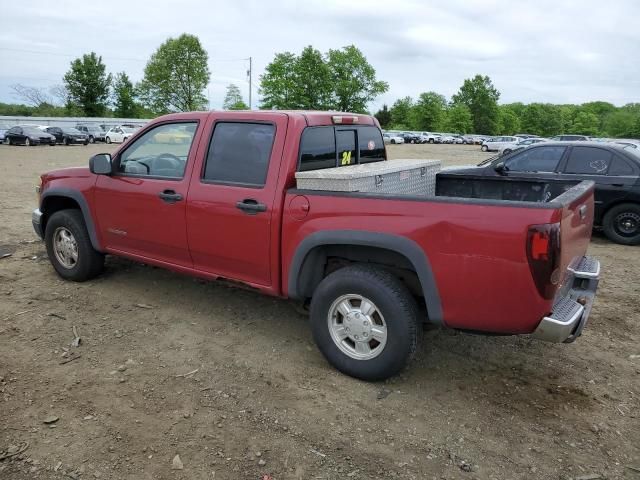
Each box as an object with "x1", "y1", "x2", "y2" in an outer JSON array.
[
  {"x1": 93, "y1": 121, "x2": 201, "y2": 268},
  {"x1": 186, "y1": 114, "x2": 288, "y2": 287}
]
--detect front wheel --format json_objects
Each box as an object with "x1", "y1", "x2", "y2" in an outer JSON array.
[
  {"x1": 390, "y1": 139, "x2": 396, "y2": 144},
  {"x1": 481, "y1": 145, "x2": 488, "y2": 152},
  {"x1": 45, "y1": 209, "x2": 105, "y2": 281},
  {"x1": 428, "y1": 139, "x2": 434, "y2": 144},
  {"x1": 310, "y1": 265, "x2": 420, "y2": 381},
  {"x1": 25, "y1": 137, "x2": 31, "y2": 146},
  {"x1": 89, "y1": 136, "x2": 95, "y2": 144},
  {"x1": 602, "y1": 203, "x2": 640, "y2": 245},
  {"x1": 106, "y1": 136, "x2": 112, "y2": 144}
]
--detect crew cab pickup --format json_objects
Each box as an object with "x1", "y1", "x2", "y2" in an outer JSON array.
[{"x1": 32, "y1": 111, "x2": 601, "y2": 380}]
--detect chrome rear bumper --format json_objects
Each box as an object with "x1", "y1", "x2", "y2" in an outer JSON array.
[{"x1": 532, "y1": 256, "x2": 600, "y2": 343}]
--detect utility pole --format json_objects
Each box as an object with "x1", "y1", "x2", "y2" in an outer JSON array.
[{"x1": 247, "y1": 56, "x2": 252, "y2": 110}]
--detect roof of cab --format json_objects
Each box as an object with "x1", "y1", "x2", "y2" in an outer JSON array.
[{"x1": 153, "y1": 110, "x2": 377, "y2": 127}]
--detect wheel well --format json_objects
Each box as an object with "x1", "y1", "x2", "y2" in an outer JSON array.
[
  {"x1": 296, "y1": 245, "x2": 423, "y2": 300},
  {"x1": 41, "y1": 196, "x2": 81, "y2": 233}
]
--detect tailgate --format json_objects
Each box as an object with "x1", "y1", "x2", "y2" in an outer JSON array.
[{"x1": 555, "y1": 181, "x2": 595, "y2": 283}]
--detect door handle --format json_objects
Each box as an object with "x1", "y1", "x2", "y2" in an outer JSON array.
[
  {"x1": 236, "y1": 199, "x2": 267, "y2": 215},
  {"x1": 158, "y1": 189, "x2": 183, "y2": 203}
]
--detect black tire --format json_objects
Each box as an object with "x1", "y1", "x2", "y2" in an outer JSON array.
[
  {"x1": 410, "y1": 139, "x2": 415, "y2": 144},
  {"x1": 89, "y1": 135, "x2": 95, "y2": 144},
  {"x1": 44, "y1": 209, "x2": 105, "y2": 281},
  {"x1": 25, "y1": 137, "x2": 31, "y2": 146},
  {"x1": 602, "y1": 203, "x2": 640, "y2": 245},
  {"x1": 310, "y1": 265, "x2": 420, "y2": 381},
  {"x1": 428, "y1": 139, "x2": 434, "y2": 144},
  {"x1": 481, "y1": 145, "x2": 488, "y2": 152},
  {"x1": 106, "y1": 136, "x2": 112, "y2": 144},
  {"x1": 503, "y1": 149, "x2": 512, "y2": 155},
  {"x1": 390, "y1": 139, "x2": 396, "y2": 144},
  {"x1": 64, "y1": 137, "x2": 70, "y2": 146}
]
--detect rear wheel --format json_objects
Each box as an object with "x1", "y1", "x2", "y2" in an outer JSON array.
[
  {"x1": 25, "y1": 137, "x2": 31, "y2": 146},
  {"x1": 481, "y1": 145, "x2": 488, "y2": 152},
  {"x1": 390, "y1": 139, "x2": 396, "y2": 144},
  {"x1": 64, "y1": 137, "x2": 70, "y2": 146},
  {"x1": 106, "y1": 136, "x2": 112, "y2": 144},
  {"x1": 310, "y1": 265, "x2": 420, "y2": 381},
  {"x1": 45, "y1": 209, "x2": 104, "y2": 281},
  {"x1": 503, "y1": 149, "x2": 512, "y2": 155},
  {"x1": 602, "y1": 203, "x2": 640, "y2": 245},
  {"x1": 89, "y1": 135, "x2": 95, "y2": 144}
]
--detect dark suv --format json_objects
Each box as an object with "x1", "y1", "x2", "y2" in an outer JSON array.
[
  {"x1": 440, "y1": 142, "x2": 640, "y2": 245},
  {"x1": 75, "y1": 125, "x2": 106, "y2": 143}
]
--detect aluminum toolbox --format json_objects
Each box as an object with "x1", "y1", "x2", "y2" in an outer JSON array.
[{"x1": 295, "y1": 159, "x2": 441, "y2": 196}]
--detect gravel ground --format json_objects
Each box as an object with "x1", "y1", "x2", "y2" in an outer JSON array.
[{"x1": 0, "y1": 142, "x2": 638, "y2": 480}]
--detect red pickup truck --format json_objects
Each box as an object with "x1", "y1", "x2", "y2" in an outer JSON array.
[{"x1": 33, "y1": 111, "x2": 601, "y2": 380}]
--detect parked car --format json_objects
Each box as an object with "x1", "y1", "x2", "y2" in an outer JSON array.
[
  {"x1": 400, "y1": 132, "x2": 421, "y2": 144},
  {"x1": 444, "y1": 141, "x2": 640, "y2": 245},
  {"x1": 32, "y1": 111, "x2": 600, "y2": 380},
  {"x1": 460, "y1": 135, "x2": 476, "y2": 144},
  {"x1": 76, "y1": 125, "x2": 106, "y2": 143},
  {"x1": 418, "y1": 132, "x2": 438, "y2": 144},
  {"x1": 105, "y1": 126, "x2": 135, "y2": 144},
  {"x1": 452, "y1": 135, "x2": 464, "y2": 144},
  {"x1": 481, "y1": 136, "x2": 519, "y2": 152},
  {"x1": 499, "y1": 137, "x2": 548, "y2": 155},
  {"x1": 382, "y1": 132, "x2": 404, "y2": 144},
  {"x1": 514, "y1": 134, "x2": 540, "y2": 139},
  {"x1": 436, "y1": 134, "x2": 454, "y2": 144},
  {"x1": 4, "y1": 126, "x2": 56, "y2": 146},
  {"x1": 46, "y1": 127, "x2": 89, "y2": 145},
  {"x1": 613, "y1": 139, "x2": 640, "y2": 150},
  {"x1": 550, "y1": 135, "x2": 589, "y2": 141},
  {"x1": 0, "y1": 124, "x2": 12, "y2": 144}
]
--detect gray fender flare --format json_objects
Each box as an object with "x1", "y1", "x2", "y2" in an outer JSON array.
[
  {"x1": 288, "y1": 230, "x2": 443, "y2": 324},
  {"x1": 41, "y1": 188, "x2": 102, "y2": 251}
]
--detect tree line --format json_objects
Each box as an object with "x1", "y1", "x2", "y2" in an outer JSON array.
[
  {"x1": 377, "y1": 75, "x2": 640, "y2": 138},
  {"x1": 1, "y1": 35, "x2": 638, "y2": 139}
]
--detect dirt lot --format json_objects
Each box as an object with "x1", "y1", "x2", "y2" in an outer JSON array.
[{"x1": 1, "y1": 143, "x2": 638, "y2": 480}]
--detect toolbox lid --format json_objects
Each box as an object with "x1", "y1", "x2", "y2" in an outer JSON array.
[{"x1": 295, "y1": 159, "x2": 441, "y2": 180}]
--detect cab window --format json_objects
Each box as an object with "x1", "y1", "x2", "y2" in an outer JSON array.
[
  {"x1": 506, "y1": 146, "x2": 566, "y2": 172},
  {"x1": 117, "y1": 122, "x2": 197, "y2": 178}
]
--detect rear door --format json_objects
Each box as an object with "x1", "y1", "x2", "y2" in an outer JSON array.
[
  {"x1": 186, "y1": 113, "x2": 288, "y2": 287},
  {"x1": 557, "y1": 145, "x2": 637, "y2": 220}
]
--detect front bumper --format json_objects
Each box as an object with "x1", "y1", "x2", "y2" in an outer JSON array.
[
  {"x1": 32, "y1": 208, "x2": 44, "y2": 239},
  {"x1": 532, "y1": 256, "x2": 600, "y2": 343}
]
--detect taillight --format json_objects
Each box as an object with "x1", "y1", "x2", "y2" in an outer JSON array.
[
  {"x1": 526, "y1": 223, "x2": 561, "y2": 299},
  {"x1": 332, "y1": 115, "x2": 359, "y2": 124}
]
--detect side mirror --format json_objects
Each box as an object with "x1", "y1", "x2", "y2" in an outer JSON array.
[
  {"x1": 494, "y1": 162, "x2": 507, "y2": 174},
  {"x1": 90, "y1": 153, "x2": 112, "y2": 175}
]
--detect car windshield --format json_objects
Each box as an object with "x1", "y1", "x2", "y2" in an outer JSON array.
[{"x1": 24, "y1": 127, "x2": 43, "y2": 135}]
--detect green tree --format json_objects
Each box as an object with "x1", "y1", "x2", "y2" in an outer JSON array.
[
  {"x1": 389, "y1": 97, "x2": 413, "y2": 129},
  {"x1": 223, "y1": 84, "x2": 249, "y2": 110},
  {"x1": 559, "y1": 104, "x2": 578, "y2": 133},
  {"x1": 497, "y1": 105, "x2": 521, "y2": 135},
  {"x1": 294, "y1": 46, "x2": 332, "y2": 109},
  {"x1": 452, "y1": 75, "x2": 500, "y2": 135},
  {"x1": 374, "y1": 104, "x2": 392, "y2": 128},
  {"x1": 570, "y1": 111, "x2": 600, "y2": 136},
  {"x1": 604, "y1": 108, "x2": 639, "y2": 138},
  {"x1": 443, "y1": 104, "x2": 473, "y2": 133},
  {"x1": 326, "y1": 45, "x2": 388, "y2": 113},
  {"x1": 259, "y1": 52, "x2": 298, "y2": 109},
  {"x1": 63, "y1": 52, "x2": 111, "y2": 116},
  {"x1": 112, "y1": 72, "x2": 138, "y2": 117},
  {"x1": 520, "y1": 103, "x2": 563, "y2": 137},
  {"x1": 410, "y1": 92, "x2": 446, "y2": 131},
  {"x1": 138, "y1": 34, "x2": 210, "y2": 113}
]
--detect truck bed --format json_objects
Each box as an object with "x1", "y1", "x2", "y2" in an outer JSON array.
[{"x1": 283, "y1": 176, "x2": 595, "y2": 334}]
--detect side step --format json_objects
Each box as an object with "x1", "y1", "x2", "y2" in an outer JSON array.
[{"x1": 568, "y1": 256, "x2": 600, "y2": 279}]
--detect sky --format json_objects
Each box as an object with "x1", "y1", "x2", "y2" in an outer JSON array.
[{"x1": 0, "y1": 0, "x2": 638, "y2": 112}]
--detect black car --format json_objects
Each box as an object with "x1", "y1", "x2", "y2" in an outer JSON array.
[
  {"x1": 400, "y1": 132, "x2": 421, "y2": 144},
  {"x1": 4, "y1": 126, "x2": 56, "y2": 146},
  {"x1": 440, "y1": 142, "x2": 640, "y2": 245},
  {"x1": 45, "y1": 127, "x2": 89, "y2": 145},
  {"x1": 75, "y1": 125, "x2": 106, "y2": 143}
]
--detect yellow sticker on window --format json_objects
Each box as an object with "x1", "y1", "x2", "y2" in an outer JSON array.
[{"x1": 341, "y1": 151, "x2": 352, "y2": 165}]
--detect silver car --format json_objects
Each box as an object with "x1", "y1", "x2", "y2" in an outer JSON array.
[{"x1": 481, "y1": 135, "x2": 519, "y2": 152}]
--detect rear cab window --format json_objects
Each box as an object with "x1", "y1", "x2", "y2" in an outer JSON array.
[
  {"x1": 564, "y1": 147, "x2": 612, "y2": 175},
  {"x1": 299, "y1": 125, "x2": 385, "y2": 172}
]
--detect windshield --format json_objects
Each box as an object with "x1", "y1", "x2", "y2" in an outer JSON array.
[
  {"x1": 122, "y1": 127, "x2": 135, "y2": 134},
  {"x1": 24, "y1": 127, "x2": 44, "y2": 135}
]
